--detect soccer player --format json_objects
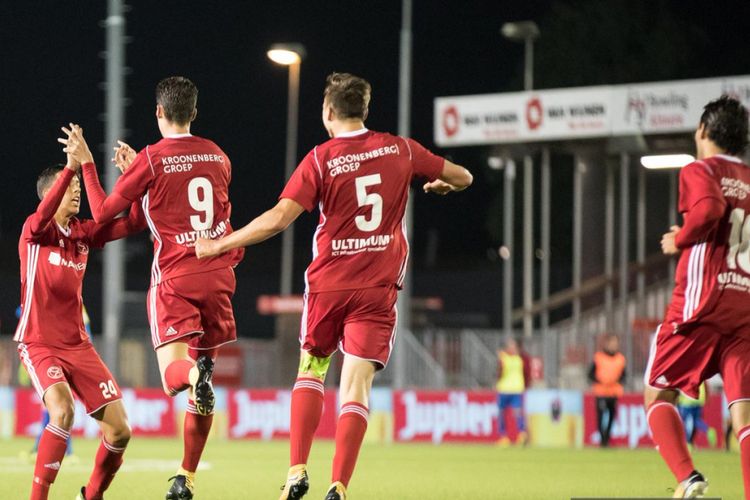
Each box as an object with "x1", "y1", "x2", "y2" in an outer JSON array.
[
  {"x1": 495, "y1": 337, "x2": 529, "y2": 446},
  {"x1": 15, "y1": 143, "x2": 145, "y2": 500},
  {"x1": 645, "y1": 95, "x2": 750, "y2": 499},
  {"x1": 61, "y1": 76, "x2": 244, "y2": 500},
  {"x1": 195, "y1": 72, "x2": 472, "y2": 500}
]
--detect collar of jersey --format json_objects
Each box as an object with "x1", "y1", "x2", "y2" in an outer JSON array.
[
  {"x1": 56, "y1": 222, "x2": 71, "y2": 237},
  {"x1": 335, "y1": 128, "x2": 369, "y2": 139},
  {"x1": 715, "y1": 154, "x2": 743, "y2": 163},
  {"x1": 164, "y1": 133, "x2": 193, "y2": 139}
]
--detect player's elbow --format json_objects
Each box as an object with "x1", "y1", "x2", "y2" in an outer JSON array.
[
  {"x1": 455, "y1": 168, "x2": 473, "y2": 189},
  {"x1": 268, "y1": 208, "x2": 293, "y2": 234}
]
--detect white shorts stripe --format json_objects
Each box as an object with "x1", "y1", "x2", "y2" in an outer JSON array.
[{"x1": 18, "y1": 344, "x2": 44, "y2": 398}]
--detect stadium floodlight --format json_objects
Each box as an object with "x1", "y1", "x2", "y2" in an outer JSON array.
[
  {"x1": 267, "y1": 43, "x2": 306, "y2": 66},
  {"x1": 640, "y1": 154, "x2": 695, "y2": 169},
  {"x1": 267, "y1": 42, "x2": 306, "y2": 296},
  {"x1": 500, "y1": 21, "x2": 540, "y2": 42}
]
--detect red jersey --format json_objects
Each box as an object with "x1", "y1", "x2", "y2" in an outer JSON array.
[
  {"x1": 82, "y1": 134, "x2": 243, "y2": 287},
  {"x1": 14, "y1": 167, "x2": 146, "y2": 348},
  {"x1": 668, "y1": 154, "x2": 750, "y2": 335},
  {"x1": 280, "y1": 129, "x2": 444, "y2": 293}
]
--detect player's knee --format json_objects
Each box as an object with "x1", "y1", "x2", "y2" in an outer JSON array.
[
  {"x1": 48, "y1": 401, "x2": 75, "y2": 430},
  {"x1": 107, "y1": 422, "x2": 132, "y2": 447},
  {"x1": 298, "y1": 351, "x2": 331, "y2": 381}
]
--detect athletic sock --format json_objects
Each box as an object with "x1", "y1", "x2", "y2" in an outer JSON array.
[
  {"x1": 164, "y1": 359, "x2": 193, "y2": 395},
  {"x1": 647, "y1": 401, "x2": 695, "y2": 482},
  {"x1": 289, "y1": 377, "x2": 325, "y2": 466},
  {"x1": 182, "y1": 399, "x2": 213, "y2": 474},
  {"x1": 331, "y1": 402, "x2": 369, "y2": 488},
  {"x1": 31, "y1": 424, "x2": 70, "y2": 500},
  {"x1": 84, "y1": 438, "x2": 126, "y2": 500},
  {"x1": 738, "y1": 425, "x2": 750, "y2": 500}
]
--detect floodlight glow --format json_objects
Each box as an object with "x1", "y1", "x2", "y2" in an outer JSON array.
[
  {"x1": 267, "y1": 49, "x2": 301, "y2": 65},
  {"x1": 640, "y1": 154, "x2": 695, "y2": 169}
]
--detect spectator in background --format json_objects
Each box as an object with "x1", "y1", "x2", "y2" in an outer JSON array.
[
  {"x1": 496, "y1": 337, "x2": 529, "y2": 446},
  {"x1": 678, "y1": 382, "x2": 717, "y2": 448},
  {"x1": 589, "y1": 333, "x2": 626, "y2": 447}
]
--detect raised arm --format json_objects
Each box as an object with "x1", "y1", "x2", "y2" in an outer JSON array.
[
  {"x1": 81, "y1": 162, "x2": 134, "y2": 222},
  {"x1": 86, "y1": 199, "x2": 148, "y2": 247},
  {"x1": 61, "y1": 124, "x2": 148, "y2": 223},
  {"x1": 27, "y1": 167, "x2": 77, "y2": 238},
  {"x1": 195, "y1": 198, "x2": 305, "y2": 258}
]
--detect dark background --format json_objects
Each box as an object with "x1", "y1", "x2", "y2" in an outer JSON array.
[{"x1": 2, "y1": 0, "x2": 750, "y2": 338}]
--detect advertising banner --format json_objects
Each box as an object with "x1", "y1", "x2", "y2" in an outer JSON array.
[
  {"x1": 393, "y1": 390, "x2": 499, "y2": 444},
  {"x1": 583, "y1": 393, "x2": 724, "y2": 448},
  {"x1": 227, "y1": 389, "x2": 337, "y2": 440},
  {"x1": 435, "y1": 75, "x2": 750, "y2": 146}
]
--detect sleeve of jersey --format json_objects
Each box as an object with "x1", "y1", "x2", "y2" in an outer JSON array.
[
  {"x1": 674, "y1": 197, "x2": 726, "y2": 249},
  {"x1": 678, "y1": 161, "x2": 725, "y2": 213},
  {"x1": 82, "y1": 153, "x2": 152, "y2": 223},
  {"x1": 26, "y1": 167, "x2": 76, "y2": 240},
  {"x1": 86, "y1": 200, "x2": 148, "y2": 248},
  {"x1": 279, "y1": 153, "x2": 321, "y2": 212},
  {"x1": 405, "y1": 138, "x2": 445, "y2": 181}
]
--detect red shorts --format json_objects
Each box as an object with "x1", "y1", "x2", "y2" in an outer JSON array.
[
  {"x1": 645, "y1": 321, "x2": 750, "y2": 405},
  {"x1": 147, "y1": 267, "x2": 237, "y2": 351},
  {"x1": 17, "y1": 342, "x2": 121, "y2": 414},
  {"x1": 301, "y1": 285, "x2": 398, "y2": 368}
]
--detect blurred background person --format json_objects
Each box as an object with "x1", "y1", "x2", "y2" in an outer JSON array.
[
  {"x1": 678, "y1": 382, "x2": 717, "y2": 449},
  {"x1": 589, "y1": 334, "x2": 626, "y2": 447},
  {"x1": 496, "y1": 337, "x2": 529, "y2": 446}
]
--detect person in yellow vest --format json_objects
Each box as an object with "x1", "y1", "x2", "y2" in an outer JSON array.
[
  {"x1": 496, "y1": 337, "x2": 529, "y2": 446},
  {"x1": 588, "y1": 333, "x2": 626, "y2": 447},
  {"x1": 678, "y1": 382, "x2": 717, "y2": 448}
]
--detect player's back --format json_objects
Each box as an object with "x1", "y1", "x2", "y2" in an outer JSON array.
[
  {"x1": 140, "y1": 135, "x2": 242, "y2": 285},
  {"x1": 675, "y1": 154, "x2": 750, "y2": 330},
  {"x1": 293, "y1": 129, "x2": 443, "y2": 293}
]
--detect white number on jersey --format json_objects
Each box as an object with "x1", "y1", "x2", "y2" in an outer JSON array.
[
  {"x1": 354, "y1": 174, "x2": 383, "y2": 232},
  {"x1": 188, "y1": 177, "x2": 215, "y2": 231},
  {"x1": 99, "y1": 380, "x2": 118, "y2": 400},
  {"x1": 727, "y1": 207, "x2": 750, "y2": 273}
]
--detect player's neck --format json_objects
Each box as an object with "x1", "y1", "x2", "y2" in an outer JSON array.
[
  {"x1": 331, "y1": 120, "x2": 366, "y2": 138},
  {"x1": 54, "y1": 211, "x2": 72, "y2": 230},
  {"x1": 160, "y1": 122, "x2": 191, "y2": 138},
  {"x1": 698, "y1": 142, "x2": 725, "y2": 160}
]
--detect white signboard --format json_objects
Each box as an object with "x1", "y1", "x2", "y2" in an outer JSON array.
[{"x1": 435, "y1": 75, "x2": 750, "y2": 146}]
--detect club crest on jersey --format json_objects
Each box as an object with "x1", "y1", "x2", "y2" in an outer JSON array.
[
  {"x1": 77, "y1": 241, "x2": 89, "y2": 255},
  {"x1": 47, "y1": 366, "x2": 64, "y2": 379}
]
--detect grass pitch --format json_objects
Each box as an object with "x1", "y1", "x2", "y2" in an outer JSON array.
[{"x1": 0, "y1": 437, "x2": 742, "y2": 499}]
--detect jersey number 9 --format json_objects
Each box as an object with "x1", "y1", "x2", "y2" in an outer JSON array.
[{"x1": 188, "y1": 177, "x2": 215, "y2": 231}]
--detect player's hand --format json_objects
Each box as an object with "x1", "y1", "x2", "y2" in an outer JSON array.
[
  {"x1": 112, "y1": 140, "x2": 136, "y2": 174},
  {"x1": 195, "y1": 237, "x2": 223, "y2": 259},
  {"x1": 423, "y1": 179, "x2": 456, "y2": 195},
  {"x1": 58, "y1": 123, "x2": 95, "y2": 165},
  {"x1": 661, "y1": 225, "x2": 681, "y2": 255}
]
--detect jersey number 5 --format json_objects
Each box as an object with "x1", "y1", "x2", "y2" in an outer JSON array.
[
  {"x1": 188, "y1": 177, "x2": 215, "y2": 231},
  {"x1": 355, "y1": 174, "x2": 382, "y2": 232}
]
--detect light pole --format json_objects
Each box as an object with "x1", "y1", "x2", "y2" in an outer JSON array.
[
  {"x1": 501, "y1": 20, "x2": 540, "y2": 339},
  {"x1": 267, "y1": 43, "x2": 305, "y2": 296}
]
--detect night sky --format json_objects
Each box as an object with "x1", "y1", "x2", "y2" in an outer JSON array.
[{"x1": 3, "y1": 1, "x2": 750, "y2": 337}]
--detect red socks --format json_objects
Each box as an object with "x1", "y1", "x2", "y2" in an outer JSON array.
[
  {"x1": 290, "y1": 377, "x2": 325, "y2": 466},
  {"x1": 647, "y1": 401, "x2": 694, "y2": 482},
  {"x1": 31, "y1": 424, "x2": 69, "y2": 500},
  {"x1": 164, "y1": 360, "x2": 193, "y2": 396},
  {"x1": 739, "y1": 425, "x2": 750, "y2": 500},
  {"x1": 332, "y1": 402, "x2": 369, "y2": 487},
  {"x1": 84, "y1": 438, "x2": 126, "y2": 500},
  {"x1": 182, "y1": 399, "x2": 214, "y2": 472}
]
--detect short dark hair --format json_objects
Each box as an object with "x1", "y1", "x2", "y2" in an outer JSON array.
[
  {"x1": 700, "y1": 95, "x2": 749, "y2": 155},
  {"x1": 156, "y1": 76, "x2": 198, "y2": 125},
  {"x1": 324, "y1": 72, "x2": 371, "y2": 120},
  {"x1": 37, "y1": 164, "x2": 67, "y2": 200}
]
